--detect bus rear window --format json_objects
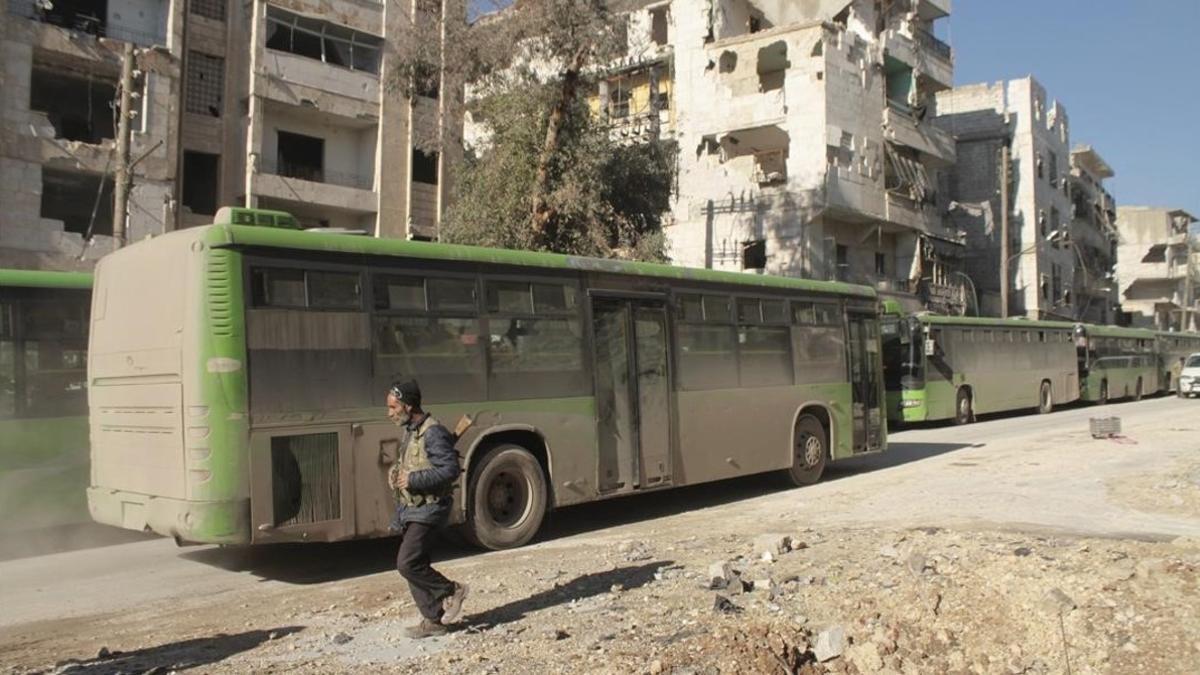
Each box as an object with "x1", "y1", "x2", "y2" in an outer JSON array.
[{"x1": 252, "y1": 267, "x2": 361, "y2": 309}]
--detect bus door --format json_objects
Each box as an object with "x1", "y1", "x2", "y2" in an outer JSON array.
[
  {"x1": 590, "y1": 295, "x2": 672, "y2": 493},
  {"x1": 847, "y1": 312, "x2": 884, "y2": 451}
]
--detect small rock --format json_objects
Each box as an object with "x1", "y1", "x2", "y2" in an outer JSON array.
[
  {"x1": 754, "y1": 533, "x2": 792, "y2": 557},
  {"x1": 545, "y1": 628, "x2": 570, "y2": 640},
  {"x1": 761, "y1": 550, "x2": 775, "y2": 563},
  {"x1": 610, "y1": 583, "x2": 625, "y2": 594},
  {"x1": 268, "y1": 630, "x2": 283, "y2": 641},
  {"x1": 97, "y1": 647, "x2": 111, "y2": 659},
  {"x1": 846, "y1": 642, "x2": 884, "y2": 672},
  {"x1": 815, "y1": 626, "x2": 846, "y2": 662},
  {"x1": 712, "y1": 594, "x2": 742, "y2": 614},
  {"x1": 1013, "y1": 547, "x2": 1032, "y2": 557},
  {"x1": 649, "y1": 659, "x2": 664, "y2": 674},
  {"x1": 331, "y1": 632, "x2": 353, "y2": 645},
  {"x1": 790, "y1": 540, "x2": 810, "y2": 551},
  {"x1": 879, "y1": 544, "x2": 900, "y2": 559},
  {"x1": 708, "y1": 562, "x2": 733, "y2": 589},
  {"x1": 906, "y1": 553, "x2": 929, "y2": 576},
  {"x1": 1043, "y1": 588, "x2": 1076, "y2": 613}
]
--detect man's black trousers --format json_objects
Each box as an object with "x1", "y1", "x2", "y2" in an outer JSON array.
[{"x1": 396, "y1": 521, "x2": 455, "y2": 621}]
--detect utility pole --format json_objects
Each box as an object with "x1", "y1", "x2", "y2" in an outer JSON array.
[
  {"x1": 999, "y1": 143, "x2": 1010, "y2": 318},
  {"x1": 112, "y1": 41, "x2": 135, "y2": 247}
]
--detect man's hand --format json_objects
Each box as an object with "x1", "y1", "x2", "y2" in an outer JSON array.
[{"x1": 388, "y1": 466, "x2": 410, "y2": 490}]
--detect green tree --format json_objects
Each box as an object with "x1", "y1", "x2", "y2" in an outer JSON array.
[{"x1": 390, "y1": 0, "x2": 676, "y2": 259}]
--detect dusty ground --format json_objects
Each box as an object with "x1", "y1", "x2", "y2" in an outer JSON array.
[{"x1": 2, "y1": 397, "x2": 1198, "y2": 674}]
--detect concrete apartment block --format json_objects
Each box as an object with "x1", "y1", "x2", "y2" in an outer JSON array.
[
  {"x1": 935, "y1": 77, "x2": 1077, "y2": 319},
  {"x1": 602, "y1": 0, "x2": 965, "y2": 312},
  {"x1": 1115, "y1": 206, "x2": 1198, "y2": 331},
  {"x1": 1, "y1": 0, "x2": 460, "y2": 272},
  {"x1": 1068, "y1": 145, "x2": 1118, "y2": 325}
]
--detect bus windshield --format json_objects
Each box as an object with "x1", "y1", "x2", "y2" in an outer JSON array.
[{"x1": 882, "y1": 316, "x2": 923, "y2": 390}]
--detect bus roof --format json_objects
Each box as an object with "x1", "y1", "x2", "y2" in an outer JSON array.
[
  {"x1": 0, "y1": 268, "x2": 92, "y2": 290},
  {"x1": 914, "y1": 314, "x2": 1075, "y2": 330},
  {"x1": 206, "y1": 224, "x2": 878, "y2": 299},
  {"x1": 1080, "y1": 324, "x2": 1159, "y2": 339}
]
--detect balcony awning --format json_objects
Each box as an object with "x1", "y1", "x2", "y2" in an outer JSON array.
[{"x1": 884, "y1": 143, "x2": 932, "y2": 202}]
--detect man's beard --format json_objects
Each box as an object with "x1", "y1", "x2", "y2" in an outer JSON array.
[{"x1": 389, "y1": 410, "x2": 410, "y2": 425}]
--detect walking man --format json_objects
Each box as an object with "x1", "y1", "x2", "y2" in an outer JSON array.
[{"x1": 386, "y1": 380, "x2": 469, "y2": 638}]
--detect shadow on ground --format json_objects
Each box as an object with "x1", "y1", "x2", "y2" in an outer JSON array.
[
  {"x1": 183, "y1": 439, "x2": 975, "y2": 584},
  {"x1": 461, "y1": 561, "x2": 668, "y2": 630},
  {"x1": 49, "y1": 627, "x2": 303, "y2": 674}
]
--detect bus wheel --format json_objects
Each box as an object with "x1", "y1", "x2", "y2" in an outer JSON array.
[
  {"x1": 1134, "y1": 378, "x2": 1143, "y2": 402},
  {"x1": 954, "y1": 388, "x2": 973, "y2": 425},
  {"x1": 467, "y1": 444, "x2": 547, "y2": 550},
  {"x1": 1037, "y1": 381, "x2": 1053, "y2": 414},
  {"x1": 1098, "y1": 381, "x2": 1109, "y2": 405},
  {"x1": 787, "y1": 415, "x2": 827, "y2": 486}
]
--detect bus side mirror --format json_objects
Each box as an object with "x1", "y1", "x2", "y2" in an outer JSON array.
[{"x1": 924, "y1": 339, "x2": 936, "y2": 356}]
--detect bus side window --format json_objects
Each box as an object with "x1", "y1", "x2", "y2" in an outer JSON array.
[
  {"x1": 373, "y1": 274, "x2": 485, "y2": 404},
  {"x1": 676, "y1": 294, "x2": 737, "y2": 390},
  {"x1": 790, "y1": 299, "x2": 844, "y2": 386},
  {"x1": 484, "y1": 279, "x2": 586, "y2": 401},
  {"x1": 735, "y1": 297, "x2": 792, "y2": 387}
]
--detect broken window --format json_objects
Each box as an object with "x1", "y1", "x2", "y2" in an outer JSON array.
[
  {"x1": 883, "y1": 144, "x2": 933, "y2": 202},
  {"x1": 30, "y1": 66, "x2": 117, "y2": 144},
  {"x1": 276, "y1": 130, "x2": 324, "y2": 183},
  {"x1": 649, "y1": 6, "x2": 668, "y2": 46},
  {"x1": 265, "y1": 7, "x2": 382, "y2": 74},
  {"x1": 182, "y1": 151, "x2": 220, "y2": 216},
  {"x1": 1047, "y1": 151, "x2": 1058, "y2": 187},
  {"x1": 718, "y1": 51, "x2": 737, "y2": 74},
  {"x1": 185, "y1": 51, "x2": 224, "y2": 117},
  {"x1": 884, "y1": 57, "x2": 915, "y2": 112},
  {"x1": 1039, "y1": 209, "x2": 1048, "y2": 237},
  {"x1": 835, "y1": 244, "x2": 849, "y2": 282},
  {"x1": 608, "y1": 84, "x2": 631, "y2": 118},
  {"x1": 756, "y1": 41, "x2": 788, "y2": 92},
  {"x1": 190, "y1": 0, "x2": 226, "y2": 22},
  {"x1": 40, "y1": 168, "x2": 112, "y2": 236},
  {"x1": 1050, "y1": 207, "x2": 1060, "y2": 239},
  {"x1": 754, "y1": 150, "x2": 786, "y2": 185},
  {"x1": 875, "y1": 253, "x2": 886, "y2": 276},
  {"x1": 411, "y1": 149, "x2": 439, "y2": 185},
  {"x1": 742, "y1": 240, "x2": 766, "y2": 270}
]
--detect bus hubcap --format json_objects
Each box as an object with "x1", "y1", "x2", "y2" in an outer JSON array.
[
  {"x1": 486, "y1": 471, "x2": 528, "y2": 527},
  {"x1": 799, "y1": 435, "x2": 822, "y2": 468}
]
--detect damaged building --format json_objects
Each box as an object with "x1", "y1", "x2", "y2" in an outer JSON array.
[
  {"x1": 934, "y1": 77, "x2": 1079, "y2": 319},
  {"x1": 1, "y1": 0, "x2": 460, "y2": 271},
  {"x1": 1068, "y1": 145, "x2": 1118, "y2": 325},
  {"x1": 613, "y1": 0, "x2": 966, "y2": 312},
  {"x1": 1, "y1": 0, "x2": 176, "y2": 269},
  {"x1": 1115, "y1": 206, "x2": 1198, "y2": 332}
]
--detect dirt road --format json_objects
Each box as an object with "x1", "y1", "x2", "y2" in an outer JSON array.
[{"x1": 3, "y1": 397, "x2": 1198, "y2": 674}]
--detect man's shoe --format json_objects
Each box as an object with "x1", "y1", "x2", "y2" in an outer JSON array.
[
  {"x1": 441, "y1": 582, "x2": 469, "y2": 625},
  {"x1": 404, "y1": 618, "x2": 448, "y2": 639}
]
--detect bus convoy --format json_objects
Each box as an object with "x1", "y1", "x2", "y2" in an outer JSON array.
[{"x1": 2, "y1": 207, "x2": 1197, "y2": 549}]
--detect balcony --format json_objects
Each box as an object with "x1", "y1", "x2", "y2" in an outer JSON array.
[
  {"x1": 254, "y1": 158, "x2": 376, "y2": 214},
  {"x1": 883, "y1": 28, "x2": 952, "y2": 91},
  {"x1": 914, "y1": 27, "x2": 952, "y2": 63},
  {"x1": 882, "y1": 106, "x2": 955, "y2": 166},
  {"x1": 918, "y1": 0, "x2": 951, "y2": 21},
  {"x1": 8, "y1": 0, "x2": 166, "y2": 47}
]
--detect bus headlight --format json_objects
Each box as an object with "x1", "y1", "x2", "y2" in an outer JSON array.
[{"x1": 900, "y1": 399, "x2": 923, "y2": 408}]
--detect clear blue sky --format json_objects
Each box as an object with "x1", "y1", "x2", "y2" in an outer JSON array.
[{"x1": 944, "y1": 0, "x2": 1200, "y2": 224}]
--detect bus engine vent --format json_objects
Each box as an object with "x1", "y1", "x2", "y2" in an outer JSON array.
[
  {"x1": 206, "y1": 250, "x2": 235, "y2": 337},
  {"x1": 270, "y1": 433, "x2": 341, "y2": 527}
]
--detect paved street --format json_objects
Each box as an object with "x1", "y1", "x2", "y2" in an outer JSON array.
[{"x1": 2, "y1": 396, "x2": 1198, "y2": 672}]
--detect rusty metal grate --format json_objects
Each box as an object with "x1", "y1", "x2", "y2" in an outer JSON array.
[{"x1": 271, "y1": 432, "x2": 340, "y2": 526}]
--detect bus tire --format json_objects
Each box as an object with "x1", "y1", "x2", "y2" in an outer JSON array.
[
  {"x1": 1134, "y1": 378, "x2": 1143, "y2": 402},
  {"x1": 954, "y1": 388, "x2": 973, "y2": 425},
  {"x1": 466, "y1": 444, "x2": 547, "y2": 551},
  {"x1": 1037, "y1": 381, "x2": 1053, "y2": 414},
  {"x1": 1098, "y1": 381, "x2": 1109, "y2": 405},
  {"x1": 787, "y1": 415, "x2": 827, "y2": 486}
]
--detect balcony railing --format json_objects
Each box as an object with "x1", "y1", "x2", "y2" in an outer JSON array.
[
  {"x1": 259, "y1": 159, "x2": 374, "y2": 191},
  {"x1": 8, "y1": 0, "x2": 166, "y2": 46},
  {"x1": 914, "y1": 27, "x2": 952, "y2": 62}
]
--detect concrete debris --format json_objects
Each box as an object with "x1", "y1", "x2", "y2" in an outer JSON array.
[
  {"x1": 708, "y1": 562, "x2": 733, "y2": 589},
  {"x1": 712, "y1": 594, "x2": 742, "y2": 614},
  {"x1": 814, "y1": 625, "x2": 846, "y2": 662},
  {"x1": 1044, "y1": 588, "x2": 1077, "y2": 613},
  {"x1": 754, "y1": 534, "x2": 792, "y2": 557},
  {"x1": 331, "y1": 632, "x2": 353, "y2": 645},
  {"x1": 879, "y1": 544, "x2": 900, "y2": 559},
  {"x1": 545, "y1": 629, "x2": 570, "y2": 641}
]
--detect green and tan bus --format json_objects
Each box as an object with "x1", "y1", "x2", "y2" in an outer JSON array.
[
  {"x1": 1, "y1": 268, "x2": 92, "y2": 535},
  {"x1": 882, "y1": 313, "x2": 1078, "y2": 425},
  {"x1": 1156, "y1": 331, "x2": 1200, "y2": 394},
  {"x1": 1073, "y1": 323, "x2": 1160, "y2": 403},
  {"x1": 87, "y1": 208, "x2": 886, "y2": 550}
]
